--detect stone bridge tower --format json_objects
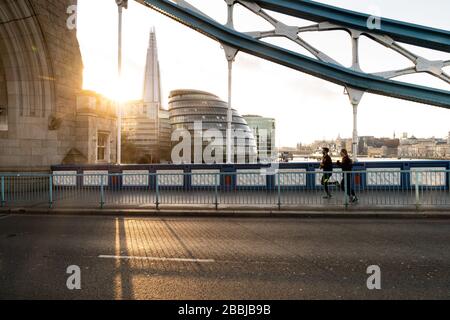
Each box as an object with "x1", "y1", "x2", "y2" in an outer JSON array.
[{"x1": 0, "y1": 0, "x2": 113, "y2": 170}]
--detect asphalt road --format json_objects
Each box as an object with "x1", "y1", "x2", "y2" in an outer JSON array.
[{"x1": 0, "y1": 214, "x2": 449, "y2": 300}]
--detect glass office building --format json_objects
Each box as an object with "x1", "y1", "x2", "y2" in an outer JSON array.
[
  {"x1": 169, "y1": 90, "x2": 257, "y2": 163},
  {"x1": 243, "y1": 115, "x2": 276, "y2": 162}
]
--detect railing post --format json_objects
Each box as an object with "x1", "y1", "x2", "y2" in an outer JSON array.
[
  {"x1": 214, "y1": 173, "x2": 219, "y2": 210},
  {"x1": 100, "y1": 174, "x2": 105, "y2": 209},
  {"x1": 155, "y1": 174, "x2": 160, "y2": 210},
  {"x1": 415, "y1": 171, "x2": 421, "y2": 209},
  {"x1": 49, "y1": 174, "x2": 53, "y2": 209},
  {"x1": 445, "y1": 169, "x2": 450, "y2": 191},
  {"x1": 1, "y1": 175, "x2": 5, "y2": 207},
  {"x1": 344, "y1": 172, "x2": 349, "y2": 208},
  {"x1": 277, "y1": 172, "x2": 281, "y2": 210}
]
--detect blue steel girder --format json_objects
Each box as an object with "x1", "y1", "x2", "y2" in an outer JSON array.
[
  {"x1": 140, "y1": 0, "x2": 450, "y2": 109},
  {"x1": 254, "y1": 0, "x2": 450, "y2": 53}
]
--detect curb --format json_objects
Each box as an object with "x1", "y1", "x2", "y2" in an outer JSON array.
[{"x1": 1, "y1": 207, "x2": 450, "y2": 219}]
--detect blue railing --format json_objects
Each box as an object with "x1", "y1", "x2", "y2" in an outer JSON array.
[
  {"x1": 0, "y1": 162, "x2": 448, "y2": 210},
  {"x1": 50, "y1": 160, "x2": 450, "y2": 191}
]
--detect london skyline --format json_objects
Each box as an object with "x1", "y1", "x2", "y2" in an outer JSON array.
[{"x1": 77, "y1": 0, "x2": 450, "y2": 147}]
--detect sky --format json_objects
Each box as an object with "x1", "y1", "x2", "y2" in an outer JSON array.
[{"x1": 77, "y1": 0, "x2": 450, "y2": 147}]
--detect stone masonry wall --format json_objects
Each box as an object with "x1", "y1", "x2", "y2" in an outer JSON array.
[{"x1": 0, "y1": 0, "x2": 83, "y2": 170}]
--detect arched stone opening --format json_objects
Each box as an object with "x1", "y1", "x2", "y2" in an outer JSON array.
[
  {"x1": 0, "y1": 0, "x2": 56, "y2": 129},
  {"x1": 0, "y1": 0, "x2": 84, "y2": 168}
]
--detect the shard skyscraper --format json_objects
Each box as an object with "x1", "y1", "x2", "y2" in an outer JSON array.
[
  {"x1": 122, "y1": 28, "x2": 171, "y2": 163},
  {"x1": 143, "y1": 27, "x2": 162, "y2": 113}
]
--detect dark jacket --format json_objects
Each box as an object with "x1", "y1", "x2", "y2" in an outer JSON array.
[
  {"x1": 338, "y1": 155, "x2": 353, "y2": 172},
  {"x1": 320, "y1": 155, "x2": 333, "y2": 172}
]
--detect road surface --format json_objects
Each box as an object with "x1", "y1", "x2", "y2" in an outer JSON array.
[{"x1": 0, "y1": 214, "x2": 449, "y2": 299}]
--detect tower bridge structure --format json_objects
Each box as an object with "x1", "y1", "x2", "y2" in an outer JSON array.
[
  {"x1": 0, "y1": 0, "x2": 117, "y2": 170},
  {"x1": 136, "y1": 0, "x2": 450, "y2": 159},
  {"x1": 137, "y1": 0, "x2": 450, "y2": 106},
  {"x1": 0, "y1": 0, "x2": 449, "y2": 169}
]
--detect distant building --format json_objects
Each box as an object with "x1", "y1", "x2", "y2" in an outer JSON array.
[
  {"x1": 367, "y1": 147, "x2": 384, "y2": 158},
  {"x1": 168, "y1": 90, "x2": 257, "y2": 164},
  {"x1": 436, "y1": 142, "x2": 450, "y2": 159},
  {"x1": 309, "y1": 138, "x2": 345, "y2": 157},
  {"x1": 399, "y1": 134, "x2": 449, "y2": 159},
  {"x1": 243, "y1": 115, "x2": 276, "y2": 162},
  {"x1": 367, "y1": 146, "x2": 398, "y2": 158},
  {"x1": 303, "y1": 135, "x2": 404, "y2": 159},
  {"x1": 158, "y1": 108, "x2": 172, "y2": 162},
  {"x1": 122, "y1": 28, "x2": 170, "y2": 163},
  {"x1": 296, "y1": 143, "x2": 314, "y2": 155},
  {"x1": 358, "y1": 136, "x2": 376, "y2": 155},
  {"x1": 355, "y1": 136, "x2": 399, "y2": 157}
]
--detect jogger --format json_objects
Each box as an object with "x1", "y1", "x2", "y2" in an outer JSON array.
[
  {"x1": 320, "y1": 147, "x2": 337, "y2": 199},
  {"x1": 337, "y1": 149, "x2": 358, "y2": 203}
]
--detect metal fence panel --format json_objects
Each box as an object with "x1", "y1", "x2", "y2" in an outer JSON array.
[{"x1": 0, "y1": 169, "x2": 448, "y2": 210}]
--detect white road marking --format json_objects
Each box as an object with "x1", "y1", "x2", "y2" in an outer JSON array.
[
  {"x1": 98, "y1": 255, "x2": 215, "y2": 263},
  {"x1": 0, "y1": 214, "x2": 11, "y2": 220}
]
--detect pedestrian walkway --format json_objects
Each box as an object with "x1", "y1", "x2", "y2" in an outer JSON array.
[{"x1": 2, "y1": 188, "x2": 449, "y2": 211}]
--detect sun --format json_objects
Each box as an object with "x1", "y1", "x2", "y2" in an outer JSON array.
[{"x1": 82, "y1": 68, "x2": 138, "y2": 103}]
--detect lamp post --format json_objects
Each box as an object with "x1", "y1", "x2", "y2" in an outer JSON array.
[
  {"x1": 115, "y1": 0, "x2": 128, "y2": 165},
  {"x1": 345, "y1": 87, "x2": 364, "y2": 162},
  {"x1": 223, "y1": 46, "x2": 238, "y2": 164}
]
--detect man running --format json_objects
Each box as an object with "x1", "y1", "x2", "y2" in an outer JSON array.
[{"x1": 320, "y1": 147, "x2": 336, "y2": 199}]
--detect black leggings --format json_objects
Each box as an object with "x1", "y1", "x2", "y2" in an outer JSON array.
[
  {"x1": 341, "y1": 173, "x2": 356, "y2": 197},
  {"x1": 322, "y1": 173, "x2": 336, "y2": 195}
]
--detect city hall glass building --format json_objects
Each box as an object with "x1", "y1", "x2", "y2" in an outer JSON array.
[{"x1": 168, "y1": 90, "x2": 257, "y2": 163}]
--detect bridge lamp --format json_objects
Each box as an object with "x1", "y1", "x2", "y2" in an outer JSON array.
[{"x1": 115, "y1": 0, "x2": 128, "y2": 165}]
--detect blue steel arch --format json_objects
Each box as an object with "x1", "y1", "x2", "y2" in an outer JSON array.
[
  {"x1": 254, "y1": 0, "x2": 450, "y2": 52},
  {"x1": 139, "y1": 0, "x2": 450, "y2": 109}
]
